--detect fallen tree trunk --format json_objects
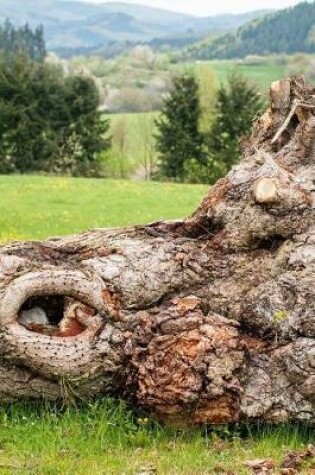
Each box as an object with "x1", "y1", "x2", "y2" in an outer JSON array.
[{"x1": 0, "y1": 75, "x2": 314, "y2": 425}]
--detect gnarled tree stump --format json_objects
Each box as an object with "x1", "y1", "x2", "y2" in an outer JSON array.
[{"x1": 0, "y1": 76, "x2": 314, "y2": 425}]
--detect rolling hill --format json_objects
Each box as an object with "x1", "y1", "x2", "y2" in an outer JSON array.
[
  {"x1": 0, "y1": 0, "x2": 270, "y2": 56},
  {"x1": 185, "y1": 1, "x2": 315, "y2": 60}
]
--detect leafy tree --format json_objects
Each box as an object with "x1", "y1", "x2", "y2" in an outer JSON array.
[
  {"x1": 136, "y1": 113, "x2": 157, "y2": 180},
  {"x1": 155, "y1": 72, "x2": 204, "y2": 181},
  {"x1": 111, "y1": 116, "x2": 129, "y2": 178},
  {"x1": 197, "y1": 64, "x2": 216, "y2": 133},
  {"x1": 207, "y1": 72, "x2": 263, "y2": 175}
]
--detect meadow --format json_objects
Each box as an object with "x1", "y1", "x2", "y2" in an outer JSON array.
[
  {"x1": 204, "y1": 58, "x2": 287, "y2": 91},
  {"x1": 0, "y1": 175, "x2": 314, "y2": 475},
  {"x1": 0, "y1": 175, "x2": 206, "y2": 243}
]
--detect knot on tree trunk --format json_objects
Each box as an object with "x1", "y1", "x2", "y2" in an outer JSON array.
[{"x1": 0, "y1": 75, "x2": 314, "y2": 426}]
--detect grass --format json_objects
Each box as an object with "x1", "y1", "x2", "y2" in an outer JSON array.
[
  {"x1": 0, "y1": 401, "x2": 313, "y2": 475},
  {"x1": 205, "y1": 59, "x2": 287, "y2": 91},
  {"x1": 0, "y1": 175, "x2": 314, "y2": 474},
  {"x1": 0, "y1": 175, "x2": 207, "y2": 243}
]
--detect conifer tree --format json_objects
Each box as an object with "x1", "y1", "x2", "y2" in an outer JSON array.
[
  {"x1": 155, "y1": 73, "x2": 204, "y2": 181},
  {"x1": 0, "y1": 20, "x2": 110, "y2": 176},
  {"x1": 207, "y1": 72, "x2": 263, "y2": 173}
]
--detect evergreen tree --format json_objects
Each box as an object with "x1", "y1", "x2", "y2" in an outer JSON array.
[
  {"x1": 0, "y1": 20, "x2": 46, "y2": 63},
  {"x1": 155, "y1": 72, "x2": 204, "y2": 181},
  {"x1": 207, "y1": 73, "x2": 263, "y2": 173},
  {"x1": 0, "y1": 54, "x2": 110, "y2": 176},
  {"x1": 34, "y1": 25, "x2": 46, "y2": 62},
  {"x1": 55, "y1": 74, "x2": 110, "y2": 176},
  {"x1": 0, "y1": 20, "x2": 110, "y2": 176}
]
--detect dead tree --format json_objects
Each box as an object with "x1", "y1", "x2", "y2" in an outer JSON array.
[{"x1": 0, "y1": 76, "x2": 314, "y2": 426}]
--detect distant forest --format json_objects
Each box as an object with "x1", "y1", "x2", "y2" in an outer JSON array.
[
  {"x1": 185, "y1": 2, "x2": 315, "y2": 60},
  {"x1": 0, "y1": 19, "x2": 46, "y2": 62}
]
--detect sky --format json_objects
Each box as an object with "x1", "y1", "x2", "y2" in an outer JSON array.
[{"x1": 75, "y1": 0, "x2": 303, "y2": 16}]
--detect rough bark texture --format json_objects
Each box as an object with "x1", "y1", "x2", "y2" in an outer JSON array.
[{"x1": 0, "y1": 76, "x2": 314, "y2": 426}]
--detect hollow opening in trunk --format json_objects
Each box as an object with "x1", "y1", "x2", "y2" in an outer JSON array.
[
  {"x1": 289, "y1": 113, "x2": 300, "y2": 132},
  {"x1": 183, "y1": 216, "x2": 223, "y2": 239},
  {"x1": 19, "y1": 295, "x2": 65, "y2": 326},
  {"x1": 279, "y1": 113, "x2": 300, "y2": 148},
  {"x1": 254, "y1": 234, "x2": 286, "y2": 252},
  {"x1": 17, "y1": 295, "x2": 96, "y2": 337}
]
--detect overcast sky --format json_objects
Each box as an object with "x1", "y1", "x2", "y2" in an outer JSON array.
[{"x1": 77, "y1": 0, "x2": 303, "y2": 16}]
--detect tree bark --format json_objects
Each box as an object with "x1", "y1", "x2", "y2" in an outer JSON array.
[{"x1": 0, "y1": 75, "x2": 314, "y2": 426}]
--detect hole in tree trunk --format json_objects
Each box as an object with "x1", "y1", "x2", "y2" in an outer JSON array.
[
  {"x1": 289, "y1": 113, "x2": 300, "y2": 131},
  {"x1": 19, "y1": 295, "x2": 65, "y2": 326},
  {"x1": 18, "y1": 295, "x2": 97, "y2": 337},
  {"x1": 253, "y1": 235, "x2": 286, "y2": 252}
]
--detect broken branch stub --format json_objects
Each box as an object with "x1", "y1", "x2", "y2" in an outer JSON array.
[
  {"x1": 253, "y1": 178, "x2": 279, "y2": 203},
  {"x1": 0, "y1": 75, "x2": 314, "y2": 426}
]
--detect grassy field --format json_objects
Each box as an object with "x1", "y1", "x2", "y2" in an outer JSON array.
[
  {"x1": 0, "y1": 176, "x2": 207, "y2": 242},
  {"x1": 0, "y1": 175, "x2": 206, "y2": 242},
  {"x1": 0, "y1": 175, "x2": 314, "y2": 475},
  {"x1": 204, "y1": 59, "x2": 287, "y2": 91}
]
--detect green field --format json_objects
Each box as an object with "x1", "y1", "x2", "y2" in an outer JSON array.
[
  {"x1": 206, "y1": 59, "x2": 287, "y2": 90},
  {"x1": 0, "y1": 175, "x2": 314, "y2": 475},
  {"x1": 188, "y1": 57, "x2": 287, "y2": 91},
  {"x1": 0, "y1": 175, "x2": 206, "y2": 242}
]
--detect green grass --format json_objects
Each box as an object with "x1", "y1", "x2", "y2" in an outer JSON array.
[
  {"x1": 0, "y1": 175, "x2": 314, "y2": 474},
  {"x1": 0, "y1": 175, "x2": 207, "y2": 242},
  {"x1": 197, "y1": 59, "x2": 287, "y2": 91},
  {"x1": 0, "y1": 401, "x2": 313, "y2": 475}
]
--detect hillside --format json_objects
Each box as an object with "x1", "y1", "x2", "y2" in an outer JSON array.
[
  {"x1": 0, "y1": 0, "x2": 270, "y2": 56},
  {"x1": 185, "y1": 1, "x2": 315, "y2": 60}
]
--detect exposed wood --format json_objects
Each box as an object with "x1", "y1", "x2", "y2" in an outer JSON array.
[{"x1": 0, "y1": 75, "x2": 314, "y2": 426}]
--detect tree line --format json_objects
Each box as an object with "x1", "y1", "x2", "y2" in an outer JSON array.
[
  {"x1": 0, "y1": 19, "x2": 46, "y2": 63},
  {"x1": 185, "y1": 2, "x2": 315, "y2": 61}
]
